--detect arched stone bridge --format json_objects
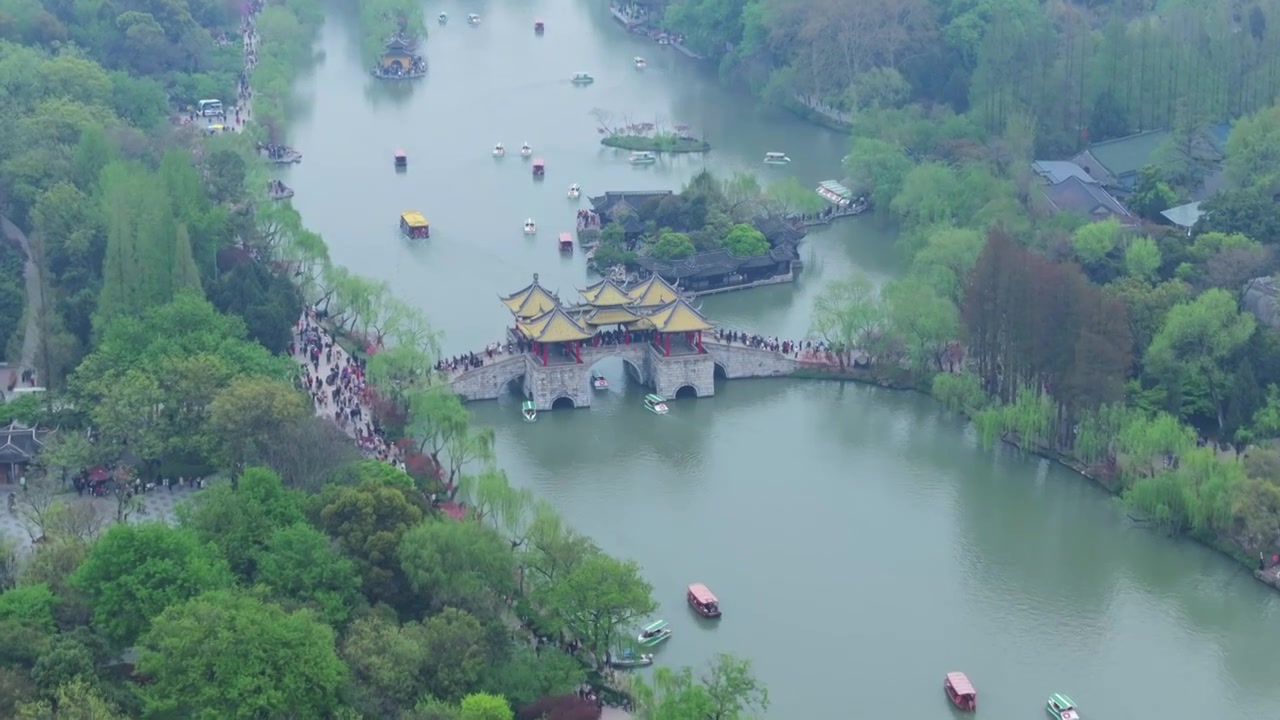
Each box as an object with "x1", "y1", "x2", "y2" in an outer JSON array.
[{"x1": 448, "y1": 338, "x2": 799, "y2": 410}]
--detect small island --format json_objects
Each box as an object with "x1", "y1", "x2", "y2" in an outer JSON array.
[{"x1": 592, "y1": 109, "x2": 711, "y2": 153}]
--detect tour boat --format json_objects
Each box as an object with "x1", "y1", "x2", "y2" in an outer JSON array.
[
  {"x1": 521, "y1": 400, "x2": 537, "y2": 423},
  {"x1": 763, "y1": 152, "x2": 791, "y2": 165},
  {"x1": 643, "y1": 394, "x2": 669, "y2": 415},
  {"x1": 637, "y1": 619, "x2": 671, "y2": 647},
  {"x1": 520, "y1": 142, "x2": 532, "y2": 157},
  {"x1": 567, "y1": 183, "x2": 581, "y2": 199},
  {"x1": 467, "y1": 13, "x2": 480, "y2": 25},
  {"x1": 571, "y1": 72, "x2": 594, "y2": 85},
  {"x1": 686, "y1": 583, "x2": 721, "y2": 618},
  {"x1": 532, "y1": 158, "x2": 545, "y2": 177},
  {"x1": 591, "y1": 372, "x2": 608, "y2": 390},
  {"x1": 634, "y1": 56, "x2": 646, "y2": 69},
  {"x1": 394, "y1": 149, "x2": 407, "y2": 168},
  {"x1": 523, "y1": 219, "x2": 536, "y2": 234},
  {"x1": 944, "y1": 673, "x2": 976, "y2": 712},
  {"x1": 558, "y1": 232, "x2": 573, "y2": 253},
  {"x1": 534, "y1": 19, "x2": 544, "y2": 33},
  {"x1": 608, "y1": 650, "x2": 653, "y2": 669},
  {"x1": 437, "y1": 12, "x2": 447, "y2": 23},
  {"x1": 400, "y1": 210, "x2": 429, "y2": 239},
  {"x1": 629, "y1": 151, "x2": 656, "y2": 165},
  {"x1": 493, "y1": 143, "x2": 504, "y2": 157},
  {"x1": 1046, "y1": 694, "x2": 1079, "y2": 720}
]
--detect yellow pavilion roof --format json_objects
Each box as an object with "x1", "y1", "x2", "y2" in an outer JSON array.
[
  {"x1": 578, "y1": 279, "x2": 633, "y2": 307},
  {"x1": 500, "y1": 277, "x2": 561, "y2": 319},
  {"x1": 644, "y1": 298, "x2": 714, "y2": 333},
  {"x1": 628, "y1": 275, "x2": 681, "y2": 307},
  {"x1": 582, "y1": 306, "x2": 645, "y2": 326},
  {"x1": 517, "y1": 306, "x2": 594, "y2": 343}
]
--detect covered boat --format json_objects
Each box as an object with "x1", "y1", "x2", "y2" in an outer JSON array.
[
  {"x1": 763, "y1": 152, "x2": 791, "y2": 164},
  {"x1": 467, "y1": 13, "x2": 480, "y2": 24},
  {"x1": 629, "y1": 151, "x2": 656, "y2": 165},
  {"x1": 567, "y1": 183, "x2": 581, "y2": 199},
  {"x1": 558, "y1": 232, "x2": 573, "y2": 253},
  {"x1": 493, "y1": 143, "x2": 505, "y2": 157},
  {"x1": 521, "y1": 400, "x2": 537, "y2": 423},
  {"x1": 608, "y1": 650, "x2": 652, "y2": 669},
  {"x1": 571, "y1": 72, "x2": 594, "y2": 84},
  {"x1": 1047, "y1": 694, "x2": 1079, "y2": 720},
  {"x1": 687, "y1": 583, "x2": 721, "y2": 618},
  {"x1": 643, "y1": 394, "x2": 669, "y2": 415},
  {"x1": 532, "y1": 158, "x2": 545, "y2": 177},
  {"x1": 944, "y1": 672, "x2": 976, "y2": 711},
  {"x1": 523, "y1": 219, "x2": 537, "y2": 235},
  {"x1": 637, "y1": 619, "x2": 671, "y2": 647},
  {"x1": 534, "y1": 19, "x2": 544, "y2": 33},
  {"x1": 400, "y1": 211, "x2": 429, "y2": 239},
  {"x1": 591, "y1": 372, "x2": 608, "y2": 390},
  {"x1": 394, "y1": 149, "x2": 407, "y2": 168}
]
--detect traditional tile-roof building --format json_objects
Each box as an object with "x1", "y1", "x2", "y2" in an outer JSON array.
[
  {"x1": 0, "y1": 420, "x2": 54, "y2": 482},
  {"x1": 499, "y1": 275, "x2": 561, "y2": 320}
]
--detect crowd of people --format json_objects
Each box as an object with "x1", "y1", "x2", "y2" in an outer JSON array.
[{"x1": 293, "y1": 310, "x2": 404, "y2": 469}]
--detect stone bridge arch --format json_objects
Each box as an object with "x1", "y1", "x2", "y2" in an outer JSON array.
[
  {"x1": 449, "y1": 355, "x2": 528, "y2": 402},
  {"x1": 674, "y1": 384, "x2": 702, "y2": 399},
  {"x1": 581, "y1": 344, "x2": 650, "y2": 386}
]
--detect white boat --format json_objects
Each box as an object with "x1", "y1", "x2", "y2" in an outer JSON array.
[
  {"x1": 493, "y1": 143, "x2": 505, "y2": 157},
  {"x1": 608, "y1": 651, "x2": 653, "y2": 668},
  {"x1": 568, "y1": 183, "x2": 581, "y2": 199},
  {"x1": 643, "y1": 394, "x2": 669, "y2": 414},
  {"x1": 591, "y1": 373, "x2": 608, "y2": 390},
  {"x1": 637, "y1": 619, "x2": 672, "y2": 646},
  {"x1": 523, "y1": 219, "x2": 536, "y2": 234},
  {"x1": 520, "y1": 143, "x2": 532, "y2": 157},
  {"x1": 571, "y1": 72, "x2": 594, "y2": 84},
  {"x1": 467, "y1": 13, "x2": 480, "y2": 25},
  {"x1": 521, "y1": 400, "x2": 537, "y2": 423},
  {"x1": 764, "y1": 152, "x2": 791, "y2": 165},
  {"x1": 437, "y1": 12, "x2": 447, "y2": 23},
  {"x1": 629, "y1": 151, "x2": 656, "y2": 165},
  {"x1": 634, "y1": 56, "x2": 646, "y2": 68}
]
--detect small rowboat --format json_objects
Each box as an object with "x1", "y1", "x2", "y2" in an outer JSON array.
[
  {"x1": 534, "y1": 19, "x2": 544, "y2": 33},
  {"x1": 608, "y1": 650, "x2": 653, "y2": 668},
  {"x1": 521, "y1": 400, "x2": 537, "y2": 423},
  {"x1": 394, "y1": 149, "x2": 407, "y2": 168},
  {"x1": 644, "y1": 394, "x2": 668, "y2": 414},
  {"x1": 523, "y1": 219, "x2": 536, "y2": 235},
  {"x1": 629, "y1": 151, "x2": 656, "y2": 165},
  {"x1": 634, "y1": 56, "x2": 646, "y2": 69},
  {"x1": 764, "y1": 151, "x2": 791, "y2": 165},
  {"x1": 687, "y1": 583, "x2": 721, "y2": 618},
  {"x1": 591, "y1": 372, "x2": 608, "y2": 390},
  {"x1": 637, "y1": 619, "x2": 671, "y2": 647},
  {"x1": 944, "y1": 672, "x2": 976, "y2": 711},
  {"x1": 437, "y1": 12, "x2": 447, "y2": 23},
  {"x1": 520, "y1": 143, "x2": 532, "y2": 157},
  {"x1": 568, "y1": 183, "x2": 581, "y2": 199},
  {"x1": 493, "y1": 143, "x2": 505, "y2": 157},
  {"x1": 467, "y1": 13, "x2": 480, "y2": 25}
]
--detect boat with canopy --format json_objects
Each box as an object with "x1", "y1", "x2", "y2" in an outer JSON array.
[
  {"x1": 637, "y1": 619, "x2": 671, "y2": 647},
  {"x1": 944, "y1": 672, "x2": 976, "y2": 711},
  {"x1": 521, "y1": 400, "x2": 537, "y2": 423},
  {"x1": 687, "y1": 583, "x2": 721, "y2": 618},
  {"x1": 643, "y1": 394, "x2": 669, "y2": 414}
]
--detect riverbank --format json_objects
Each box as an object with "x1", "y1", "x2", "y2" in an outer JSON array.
[
  {"x1": 788, "y1": 362, "x2": 1276, "y2": 586},
  {"x1": 602, "y1": 134, "x2": 711, "y2": 153}
]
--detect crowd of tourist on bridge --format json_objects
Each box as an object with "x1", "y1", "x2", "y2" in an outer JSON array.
[{"x1": 293, "y1": 311, "x2": 404, "y2": 469}]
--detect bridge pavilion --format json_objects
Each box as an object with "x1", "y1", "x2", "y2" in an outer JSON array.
[
  {"x1": 513, "y1": 306, "x2": 594, "y2": 365},
  {"x1": 575, "y1": 278, "x2": 649, "y2": 342},
  {"x1": 637, "y1": 298, "x2": 714, "y2": 355},
  {"x1": 500, "y1": 274, "x2": 561, "y2": 321}
]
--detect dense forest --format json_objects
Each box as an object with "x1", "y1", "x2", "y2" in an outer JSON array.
[
  {"x1": 0, "y1": 1, "x2": 769, "y2": 718},
  {"x1": 663, "y1": 0, "x2": 1280, "y2": 154},
  {"x1": 784, "y1": 0, "x2": 1280, "y2": 557}
]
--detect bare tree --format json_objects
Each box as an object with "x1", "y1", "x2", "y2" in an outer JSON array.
[
  {"x1": 45, "y1": 500, "x2": 106, "y2": 543},
  {"x1": 258, "y1": 416, "x2": 362, "y2": 492},
  {"x1": 589, "y1": 108, "x2": 615, "y2": 135},
  {"x1": 14, "y1": 480, "x2": 60, "y2": 543}
]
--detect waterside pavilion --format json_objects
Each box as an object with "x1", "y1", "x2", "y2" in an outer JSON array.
[{"x1": 379, "y1": 35, "x2": 419, "y2": 72}]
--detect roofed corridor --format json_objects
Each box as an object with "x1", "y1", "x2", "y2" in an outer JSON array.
[{"x1": 444, "y1": 274, "x2": 833, "y2": 409}]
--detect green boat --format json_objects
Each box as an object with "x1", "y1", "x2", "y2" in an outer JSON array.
[
  {"x1": 1046, "y1": 694, "x2": 1079, "y2": 720},
  {"x1": 637, "y1": 619, "x2": 671, "y2": 647},
  {"x1": 629, "y1": 151, "x2": 657, "y2": 165},
  {"x1": 643, "y1": 394, "x2": 669, "y2": 415},
  {"x1": 521, "y1": 400, "x2": 537, "y2": 423}
]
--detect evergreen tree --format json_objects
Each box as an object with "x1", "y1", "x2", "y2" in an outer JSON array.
[
  {"x1": 171, "y1": 224, "x2": 202, "y2": 295},
  {"x1": 1225, "y1": 359, "x2": 1262, "y2": 444}
]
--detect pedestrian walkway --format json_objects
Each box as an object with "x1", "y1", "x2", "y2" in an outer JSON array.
[{"x1": 0, "y1": 482, "x2": 200, "y2": 552}]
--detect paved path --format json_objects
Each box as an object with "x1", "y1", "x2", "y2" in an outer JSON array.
[
  {"x1": 0, "y1": 481, "x2": 201, "y2": 553},
  {"x1": 0, "y1": 216, "x2": 43, "y2": 379}
]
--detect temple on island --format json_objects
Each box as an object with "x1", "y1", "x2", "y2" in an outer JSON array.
[{"x1": 374, "y1": 35, "x2": 426, "y2": 78}]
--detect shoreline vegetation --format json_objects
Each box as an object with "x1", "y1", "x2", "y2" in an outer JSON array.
[
  {"x1": 601, "y1": 134, "x2": 711, "y2": 153},
  {"x1": 352, "y1": 0, "x2": 426, "y2": 64}
]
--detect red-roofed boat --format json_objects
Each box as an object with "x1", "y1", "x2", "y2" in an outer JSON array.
[
  {"x1": 532, "y1": 157, "x2": 545, "y2": 177},
  {"x1": 558, "y1": 232, "x2": 573, "y2": 253},
  {"x1": 534, "y1": 19, "x2": 544, "y2": 33},
  {"x1": 687, "y1": 583, "x2": 721, "y2": 618},
  {"x1": 944, "y1": 672, "x2": 976, "y2": 711}
]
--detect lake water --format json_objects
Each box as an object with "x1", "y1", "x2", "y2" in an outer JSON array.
[{"x1": 285, "y1": 1, "x2": 1280, "y2": 716}]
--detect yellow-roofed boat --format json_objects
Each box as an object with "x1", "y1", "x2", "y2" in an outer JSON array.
[{"x1": 400, "y1": 211, "x2": 429, "y2": 239}]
